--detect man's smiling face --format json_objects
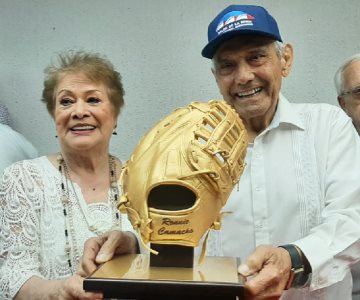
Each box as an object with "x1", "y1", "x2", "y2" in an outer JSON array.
[{"x1": 213, "y1": 36, "x2": 291, "y2": 128}]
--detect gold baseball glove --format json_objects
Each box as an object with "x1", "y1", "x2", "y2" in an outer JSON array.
[{"x1": 118, "y1": 100, "x2": 247, "y2": 255}]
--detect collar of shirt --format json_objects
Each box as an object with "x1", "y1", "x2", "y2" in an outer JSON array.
[{"x1": 269, "y1": 93, "x2": 305, "y2": 131}]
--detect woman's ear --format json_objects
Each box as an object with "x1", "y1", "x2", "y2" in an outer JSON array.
[{"x1": 281, "y1": 43, "x2": 294, "y2": 77}]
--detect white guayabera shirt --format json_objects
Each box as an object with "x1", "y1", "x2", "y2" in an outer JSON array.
[{"x1": 204, "y1": 95, "x2": 360, "y2": 300}]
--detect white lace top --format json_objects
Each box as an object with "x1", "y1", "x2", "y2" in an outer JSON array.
[{"x1": 0, "y1": 156, "x2": 133, "y2": 299}]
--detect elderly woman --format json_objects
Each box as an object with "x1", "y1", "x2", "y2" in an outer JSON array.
[{"x1": 0, "y1": 51, "x2": 138, "y2": 299}]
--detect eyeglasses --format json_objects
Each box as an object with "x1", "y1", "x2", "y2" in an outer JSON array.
[{"x1": 341, "y1": 86, "x2": 360, "y2": 99}]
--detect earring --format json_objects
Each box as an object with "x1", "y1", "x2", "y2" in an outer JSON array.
[
  {"x1": 112, "y1": 128, "x2": 117, "y2": 135},
  {"x1": 55, "y1": 135, "x2": 58, "y2": 138}
]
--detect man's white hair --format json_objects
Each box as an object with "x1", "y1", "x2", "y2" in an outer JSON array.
[{"x1": 334, "y1": 53, "x2": 360, "y2": 96}]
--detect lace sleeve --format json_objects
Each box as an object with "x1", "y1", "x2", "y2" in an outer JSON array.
[{"x1": 0, "y1": 160, "x2": 45, "y2": 299}]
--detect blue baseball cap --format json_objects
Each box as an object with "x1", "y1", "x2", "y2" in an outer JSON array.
[{"x1": 202, "y1": 5, "x2": 282, "y2": 59}]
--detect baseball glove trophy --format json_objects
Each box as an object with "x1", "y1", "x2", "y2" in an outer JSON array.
[{"x1": 118, "y1": 100, "x2": 247, "y2": 266}]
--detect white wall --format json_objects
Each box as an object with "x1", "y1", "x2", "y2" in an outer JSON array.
[{"x1": 1, "y1": 0, "x2": 359, "y2": 160}]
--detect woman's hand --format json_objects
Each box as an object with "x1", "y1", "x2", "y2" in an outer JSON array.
[
  {"x1": 14, "y1": 275, "x2": 103, "y2": 300},
  {"x1": 78, "y1": 230, "x2": 139, "y2": 277},
  {"x1": 56, "y1": 274, "x2": 103, "y2": 300}
]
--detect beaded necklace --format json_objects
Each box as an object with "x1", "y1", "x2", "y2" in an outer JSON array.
[{"x1": 57, "y1": 153, "x2": 121, "y2": 273}]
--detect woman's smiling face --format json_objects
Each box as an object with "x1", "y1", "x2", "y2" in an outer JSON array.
[{"x1": 54, "y1": 72, "x2": 117, "y2": 153}]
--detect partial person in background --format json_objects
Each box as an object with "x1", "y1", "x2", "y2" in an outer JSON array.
[
  {"x1": 0, "y1": 50, "x2": 138, "y2": 300},
  {"x1": 81, "y1": 5, "x2": 360, "y2": 300},
  {"x1": 334, "y1": 54, "x2": 360, "y2": 134},
  {"x1": 0, "y1": 100, "x2": 37, "y2": 177},
  {"x1": 0, "y1": 101, "x2": 11, "y2": 126},
  {"x1": 334, "y1": 53, "x2": 360, "y2": 300},
  {"x1": 0, "y1": 124, "x2": 38, "y2": 177}
]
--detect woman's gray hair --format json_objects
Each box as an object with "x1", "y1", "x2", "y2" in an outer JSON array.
[{"x1": 334, "y1": 53, "x2": 360, "y2": 96}]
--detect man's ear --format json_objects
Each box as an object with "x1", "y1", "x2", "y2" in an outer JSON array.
[
  {"x1": 338, "y1": 95, "x2": 347, "y2": 111},
  {"x1": 281, "y1": 43, "x2": 294, "y2": 77}
]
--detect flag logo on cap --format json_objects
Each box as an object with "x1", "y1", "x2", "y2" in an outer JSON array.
[{"x1": 216, "y1": 11, "x2": 255, "y2": 35}]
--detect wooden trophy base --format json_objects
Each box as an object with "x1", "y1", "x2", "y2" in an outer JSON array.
[{"x1": 84, "y1": 254, "x2": 244, "y2": 299}]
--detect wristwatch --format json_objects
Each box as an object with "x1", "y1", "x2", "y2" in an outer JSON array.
[{"x1": 279, "y1": 244, "x2": 311, "y2": 289}]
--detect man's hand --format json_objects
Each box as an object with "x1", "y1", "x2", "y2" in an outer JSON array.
[
  {"x1": 77, "y1": 230, "x2": 139, "y2": 277},
  {"x1": 238, "y1": 245, "x2": 292, "y2": 300}
]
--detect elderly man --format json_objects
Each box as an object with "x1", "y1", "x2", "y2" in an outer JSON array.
[
  {"x1": 194, "y1": 5, "x2": 360, "y2": 299},
  {"x1": 80, "y1": 5, "x2": 360, "y2": 300},
  {"x1": 334, "y1": 53, "x2": 360, "y2": 300},
  {"x1": 334, "y1": 54, "x2": 360, "y2": 134},
  {"x1": 199, "y1": 5, "x2": 360, "y2": 299}
]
